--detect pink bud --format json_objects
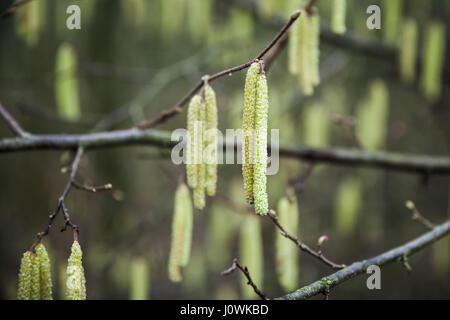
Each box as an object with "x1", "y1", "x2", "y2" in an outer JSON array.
[{"x1": 317, "y1": 235, "x2": 329, "y2": 246}]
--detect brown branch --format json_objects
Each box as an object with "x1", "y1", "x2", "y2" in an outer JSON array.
[
  {"x1": 72, "y1": 180, "x2": 113, "y2": 193},
  {"x1": 137, "y1": 6, "x2": 306, "y2": 130},
  {"x1": 0, "y1": 103, "x2": 26, "y2": 137},
  {"x1": 0, "y1": 0, "x2": 32, "y2": 21},
  {"x1": 268, "y1": 210, "x2": 346, "y2": 269},
  {"x1": 221, "y1": 258, "x2": 267, "y2": 300},
  {"x1": 405, "y1": 201, "x2": 436, "y2": 230}
]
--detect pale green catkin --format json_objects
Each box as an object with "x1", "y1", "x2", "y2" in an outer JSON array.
[
  {"x1": 421, "y1": 21, "x2": 446, "y2": 101},
  {"x1": 186, "y1": 95, "x2": 202, "y2": 189},
  {"x1": 310, "y1": 12, "x2": 321, "y2": 87},
  {"x1": 15, "y1": 0, "x2": 42, "y2": 47},
  {"x1": 204, "y1": 84, "x2": 218, "y2": 197},
  {"x1": 303, "y1": 103, "x2": 330, "y2": 148},
  {"x1": 30, "y1": 253, "x2": 40, "y2": 300},
  {"x1": 239, "y1": 215, "x2": 263, "y2": 299},
  {"x1": 399, "y1": 18, "x2": 418, "y2": 84},
  {"x1": 276, "y1": 196, "x2": 299, "y2": 292},
  {"x1": 168, "y1": 183, "x2": 193, "y2": 282},
  {"x1": 288, "y1": 16, "x2": 300, "y2": 75},
  {"x1": 356, "y1": 80, "x2": 389, "y2": 150},
  {"x1": 188, "y1": 0, "x2": 212, "y2": 42},
  {"x1": 55, "y1": 43, "x2": 81, "y2": 122},
  {"x1": 130, "y1": 257, "x2": 149, "y2": 300},
  {"x1": 18, "y1": 251, "x2": 33, "y2": 300},
  {"x1": 331, "y1": 0, "x2": 346, "y2": 35},
  {"x1": 35, "y1": 243, "x2": 53, "y2": 300},
  {"x1": 193, "y1": 98, "x2": 206, "y2": 210},
  {"x1": 66, "y1": 241, "x2": 87, "y2": 300},
  {"x1": 383, "y1": 0, "x2": 403, "y2": 46},
  {"x1": 298, "y1": 11, "x2": 313, "y2": 96},
  {"x1": 161, "y1": 0, "x2": 185, "y2": 41},
  {"x1": 334, "y1": 177, "x2": 362, "y2": 236},
  {"x1": 242, "y1": 62, "x2": 260, "y2": 204},
  {"x1": 253, "y1": 73, "x2": 269, "y2": 216}
]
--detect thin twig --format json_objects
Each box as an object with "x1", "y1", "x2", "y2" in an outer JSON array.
[
  {"x1": 221, "y1": 258, "x2": 267, "y2": 300},
  {"x1": 405, "y1": 201, "x2": 436, "y2": 230},
  {"x1": 268, "y1": 210, "x2": 346, "y2": 269},
  {"x1": 137, "y1": 6, "x2": 306, "y2": 130},
  {"x1": 0, "y1": 0, "x2": 32, "y2": 21},
  {"x1": 289, "y1": 161, "x2": 316, "y2": 195},
  {"x1": 72, "y1": 180, "x2": 113, "y2": 193},
  {"x1": 0, "y1": 103, "x2": 26, "y2": 137}
]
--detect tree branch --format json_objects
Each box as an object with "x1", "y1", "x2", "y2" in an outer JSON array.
[
  {"x1": 0, "y1": 0, "x2": 33, "y2": 21},
  {"x1": 1, "y1": 128, "x2": 449, "y2": 175},
  {"x1": 275, "y1": 219, "x2": 450, "y2": 300},
  {"x1": 0, "y1": 102, "x2": 27, "y2": 137}
]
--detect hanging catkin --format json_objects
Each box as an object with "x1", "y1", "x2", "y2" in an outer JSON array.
[
  {"x1": 242, "y1": 62, "x2": 260, "y2": 204},
  {"x1": 130, "y1": 257, "x2": 149, "y2": 300},
  {"x1": 399, "y1": 18, "x2": 418, "y2": 84},
  {"x1": 204, "y1": 84, "x2": 218, "y2": 197},
  {"x1": 288, "y1": 14, "x2": 300, "y2": 74},
  {"x1": 253, "y1": 73, "x2": 269, "y2": 216},
  {"x1": 383, "y1": 0, "x2": 403, "y2": 46},
  {"x1": 310, "y1": 12, "x2": 321, "y2": 87},
  {"x1": 168, "y1": 183, "x2": 193, "y2": 282},
  {"x1": 186, "y1": 95, "x2": 202, "y2": 189},
  {"x1": 35, "y1": 243, "x2": 53, "y2": 300},
  {"x1": 276, "y1": 195, "x2": 299, "y2": 292},
  {"x1": 421, "y1": 21, "x2": 446, "y2": 101},
  {"x1": 334, "y1": 177, "x2": 362, "y2": 236},
  {"x1": 66, "y1": 241, "x2": 86, "y2": 300},
  {"x1": 193, "y1": 97, "x2": 206, "y2": 210},
  {"x1": 298, "y1": 11, "x2": 313, "y2": 96},
  {"x1": 30, "y1": 253, "x2": 40, "y2": 300},
  {"x1": 331, "y1": 0, "x2": 346, "y2": 34},
  {"x1": 18, "y1": 251, "x2": 33, "y2": 300}
]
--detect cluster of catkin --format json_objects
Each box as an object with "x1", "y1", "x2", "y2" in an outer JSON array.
[
  {"x1": 17, "y1": 240, "x2": 86, "y2": 300},
  {"x1": 242, "y1": 61, "x2": 269, "y2": 216},
  {"x1": 288, "y1": 8, "x2": 321, "y2": 96},
  {"x1": 186, "y1": 84, "x2": 218, "y2": 210}
]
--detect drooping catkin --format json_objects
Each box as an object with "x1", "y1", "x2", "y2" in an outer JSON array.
[
  {"x1": 187, "y1": 0, "x2": 212, "y2": 43},
  {"x1": 204, "y1": 84, "x2": 218, "y2": 197},
  {"x1": 331, "y1": 0, "x2": 346, "y2": 35},
  {"x1": 288, "y1": 16, "x2": 301, "y2": 75},
  {"x1": 303, "y1": 103, "x2": 330, "y2": 148},
  {"x1": 193, "y1": 98, "x2": 206, "y2": 210},
  {"x1": 15, "y1": 0, "x2": 43, "y2": 47},
  {"x1": 186, "y1": 95, "x2": 202, "y2": 189},
  {"x1": 35, "y1": 243, "x2": 53, "y2": 300},
  {"x1": 239, "y1": 215, "x2": 263, "y2": 299},
  {"x1": 66, "y1": 241, "x2": 86, "y2": 300},
  {"x1": 168, "y1": 183, "x2": 193, "y2": 282},
  {"x1": 276, "y1": 196, "x2": 299, "y2": 292},
  {"x1": 18, "y1": 251, "x2": 33, "y2": 300},
  {"x1": 383, "y1": 0, "x2": 403, "y2": 46},
  {"x1": 309, "y1": 12, "x2": 321, "y2": 87},
  {"x1": 30, "y1": 253, "x2": 41, "y2": 300},
  {"x1": 334, "y1": 177, "x2": 362, "y2": 236},
  {"x1": 298, "y1": 11, "x2": 313, "y2": 96},
  {"x1": 130, "y1": 257, "x2": 150, "y2": 300},
  {"x1": 242, "y1": 62, "x2": 260, "y2": 204},
  {"x1": 421, "y1": 21, "x2": 446, "y2": 101},
  {"x1": 399, "y1": 18, "x2": 418, "y2": 84},
  {"x1": 253, "y1": 73, "x2": 269, "y2": 216}
]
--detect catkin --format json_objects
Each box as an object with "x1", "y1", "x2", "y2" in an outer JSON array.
[
  {"x1": 399, "y1": 18, "x2": 418, "y2": 84},
  {"x1": 193, "y1": 98, "x2": 206, "y2": 210},
  {"x1": 168, "y1": 183, "x2": 193, "y2": 282},
  {"x1": 298, "y1": 11, "x2": 313, "y2": 96},
  {"x1": 18, "y1": 251, "x2": 33, "y2": 300},
  {"x1": 30, "y1": 253, "x2": 40, "y2": 300},
  {"x1": 383, "y1": 0, "x2": 403, "y2": 46},
  {"x1": 331, "y1": 0, "x2": 346, "y2": 34},
  {"x1": 276, "y1": 196, "x2": 299, "y2": 292},
  {"x1": 130, "y1": 257, "x2": 149, "y2": 300},
  {"x1": 310, "y1": 12, "x2": 321, "y2": 87},
  {"x1": 335, "y1": 177, "x2": 362, "y2": 236},
  {"x1": 186, "y1": 95, "x2": 202, "y2": 189},
  {"x1": 288, "y1": 16, "x2": 301, "y2": 74},
  {"x1": 36, "y1": 243, "x2": 53, "y2": 300},
  {"x1": 66, "y1": 241, "x2": 86, "y2": 300},
  {"x1": 253, "y1": 73, "x2": 269, "y2": 216},
  {"x1": 421, "y1": 21, "x2": 446, "y2": 101},
  {"x1": 204, "y1": 84, "x2": 218, "y2": 197},
  {"x1": 242, "y1": 62, "x2": 260, "y2": 204}
]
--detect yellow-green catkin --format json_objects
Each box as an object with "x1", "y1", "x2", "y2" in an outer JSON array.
[
  {"x1": 168, "y1": 183, "x2": 193, "y2": 282},
  {"x1": 298, "y1": 11, "x2": 313, "y2": 96},
  {"x1": 399, "y1": 18, "x2": 418, "y2": 84},
  {"x1": 204, "y1": 85, "x2": 218, "y2": 197},
  {"x1": 310, "y1": 12, "x2": 321, "y2": 87},
  {"x1": 288, "y1": 18, "x2": 301, "y2": 75},
  {"x1": 18, "y1": 251, "x2": 33, "y2": 300},
  {"x1": 15, "y1": 0, "x2": 42, "y2": 47},
  {"x1": 276, "y1": 195, "x2": 299, "y2": 292},
  {"x1": 383, "y1": 0, "x2": 403, "y2": 46},
  {"x1": 55, "y1": 43, "x2": 81, "y2": 122},
  {"x1": 30, "y1": 253, "x2": 40, "y2": 300},
  {"x1": 356, "y1": 80, "x2": 389, "y2": 150},
  {"x1": 161, "y1": 0, "x2": 185, "y2": 41},
  {"x1": 253, "y1": 73, "x2": 269, "y2": 216},
  {"x1": 242, "y1": 62, "x2": 260, "y2": 204},
  {"x1": 130, "y1": 257, "x2": 149, "y2": 300},
  {"x1": 334, "y1": 177, "x2": 362, "y2": 236},
  {"x1": 331, "y1": 0, "x2": 346, "y2": 34},
  {"x1": 193, "y1": 98, "x2": 206, "y2": 210},
  {"x1": 187, "y1": 0, "x2": 212, "y2": 42},
  {"x1": 66, "y1": 241, "x2": 86, "y2": 300},
  {"x1": 421, "y1": 21, "x2": 446, "y2": 101},
  {"x1": 239, "y1": 215, "x2": 263, "y2": 299},
  {"x1": 35, "y1": 243, "x2": 52, "y2": 300},
  {"x1": 186, "y1": 95, "x2": 202, "y2": 189},
  {"x1": 303, "y1": 103, "x2": 330, "y2": 148}
]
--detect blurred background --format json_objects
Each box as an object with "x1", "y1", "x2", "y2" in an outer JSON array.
[{"x1": 0, "y1": 0, "x2": 449, "y2": 300}]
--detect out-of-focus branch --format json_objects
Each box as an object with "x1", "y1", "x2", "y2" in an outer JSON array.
[
  {"x1": 276, "y1": 219, "x2": 450, "y2": 300},
  {"x1": 221, "y1": 258, "x2": 267, "y2": 300},
  {"x1": 0, "y1": 0, "x2": 33, "y2": 21},
  {"x1": 405, "y1": 201, "x2": 436, "y2": 230},
  {"x1": 0, "y1": 103, "x2": 27, "y2": 137}
]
